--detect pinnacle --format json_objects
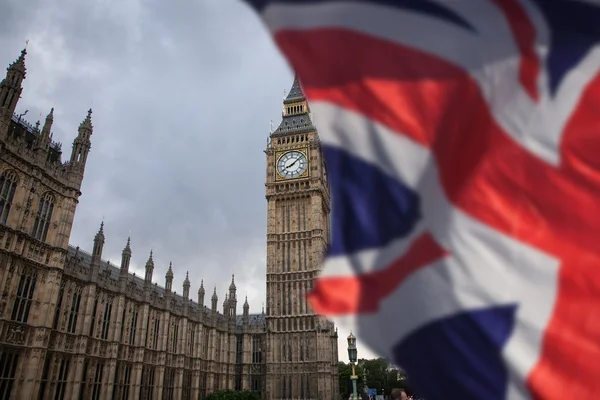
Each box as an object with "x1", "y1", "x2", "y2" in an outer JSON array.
[
  {"x1": 79, "y1": 108, "x2": 93, "y2": 131},
  {"x1": 96, "y1": 221, "x2": 105, "y2": 236},
  {"x1": 146, "y1": 250, "x2": 154, "y2": 267},
  {"x1": 8, "y1": 48, "x2": 27, "y2": 75}
]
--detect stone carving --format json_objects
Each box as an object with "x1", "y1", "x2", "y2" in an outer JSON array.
[{"x1": 6, "y1": 324, "x2": 26, "y2": 345}]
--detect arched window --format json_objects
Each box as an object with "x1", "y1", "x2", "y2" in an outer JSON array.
[
  {"x1": 0, "y1": 171, "x2": 18, "y2": 224},
  {"x1": 32, "y1": 193, "x2": 54, "y2": 242}
]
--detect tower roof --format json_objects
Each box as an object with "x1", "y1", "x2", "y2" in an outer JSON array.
[
  {"x1": 271, "y1": 75, "x2": 316, "y2": 137},
  {"x1": 283, "y1": 75, "x2": 305, "y2": 104}
]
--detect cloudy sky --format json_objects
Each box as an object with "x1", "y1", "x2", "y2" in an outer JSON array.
[{"x1": 0, "y1": 0, "x2": 377, "y2": 360}]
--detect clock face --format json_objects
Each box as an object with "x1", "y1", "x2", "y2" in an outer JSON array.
[{"x1": 277, "y1": 151, "x2": 308, "y2": 179}]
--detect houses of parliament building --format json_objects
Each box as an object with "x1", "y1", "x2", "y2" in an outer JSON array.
[{"x1": 0, "y1": 49, "x2": 338, "y2": 400}]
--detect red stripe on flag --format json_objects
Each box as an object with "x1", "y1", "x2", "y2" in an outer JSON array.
[
  {"x1": 274, "y1": 28, "x2": 600, "y2": 398},
  {"x1": 307, "y1": 233, "x2": 448, "y2": 315},
  {"x1": 491, "y1": 0, "x2": 540, "y2": 101}
]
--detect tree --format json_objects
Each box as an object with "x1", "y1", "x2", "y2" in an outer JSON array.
[
  {"x1": 338, "y1": 358, "x2": 411, "y2": 399},
  {"x1": 206, "y1": 390, "x2": 260, "y2": 400}
]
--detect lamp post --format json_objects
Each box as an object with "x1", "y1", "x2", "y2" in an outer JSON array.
[{"x1": 347, "y1": 332, "x2": 358, "y2": 400}]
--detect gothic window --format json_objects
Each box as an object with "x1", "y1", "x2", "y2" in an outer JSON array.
[
  {"x1": 11, "y1": 267, "x2": 37, "y2": 323},
  {"x1": 144, "y1": 313, "x2": 150, "y2": 347},
  {"x1": 32, "y1": 192, "x2": 54, "y2": 242},
  {"x1": 235, "y1": 335, "x2": 243, "y2": 391},
  {"x1": 282, "y1": 377, "x2": 286, "y2": 400},
  {"x1": 52, "y1": 284, "x2": 65, "y2": 329},
  {"x1": 306, "y1": 374, "x2": 310, "y2": 399},
  {"x1": 153, "y1": 317, "x2": 160, "y2": 350},
  {"x1": 170, "y1": 319, "x2": 179, "y2": 353},
  {"x1": 91, "y1": 362, "x2": 104, "y2": 400},
  {"x1": 299, "y1": 334, "x2": 304, "y2": 361},
  {"x1": 0, "y1": 347, "x2": 19, "y2": 400},
  {"x1": 187, "y1": 324, "x2": 195, "y2": 357},
  {"x1": 114, "y1": 362, "x2": 132, "y2": 400},
  {"x1": 252, "y1": 336, "x2": 261, "y2": 364},
  {"x1": 215, "y1": 334, "x2": 221, "y2": 363},
  {"x1": 54, "y1": 357, "x2": 70, "y2": 400},
  {"x1": 140, "y1": 365, "x2": 155, "y2": 400},
  {"x1": 89, "y1": 298, "x2": 98, "y2": 336},
  {"x1": 306, "y1": 335, "x2": 310, "y2": 360},
  {"x1": 100, "y1": 299, "x2": 113, "y2": 340},
  {"x1": 78, "y1": 360, "x2": 89, "y2": 400},
  {"x1": 0, "y1": 171, "x2": 17, "y2": 225},
  {"x1": 66, "y1": 287, "x2": 82, "y2": 334},
  {"x1": 183, "y1": 370, "x2": 192, "y2": 400},
  {"x1": 129, "y1": 309, "x2": 138, "y2": 345},
  {"x1": 119, "y1": 308, "x2": 126, "y2": 343},
  {"x1": 39, "y1": 354, "x2": 52, "y2": 400},
  {"x1": 163, "y1": 368, "x2": 176, "y2": 400},
  {"x1": 202, "y1": 329, "x2": 209, "y2": 359}
]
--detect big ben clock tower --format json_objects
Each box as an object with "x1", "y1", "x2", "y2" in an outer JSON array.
[{"x1": 264, "y1": 76, "x2": 339, "y2": 400}]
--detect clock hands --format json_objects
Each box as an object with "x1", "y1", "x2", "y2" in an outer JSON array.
[{"x1": 285, "y1": 158, "x2": 300, "y2": 170}]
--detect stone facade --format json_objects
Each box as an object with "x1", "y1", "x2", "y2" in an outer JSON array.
[
  {"x1": 0, "y1": 49, "x2": 337, "y2": 400},
  {"x1": 264, "y1": 77, "x2": 339, "y2": 400}
]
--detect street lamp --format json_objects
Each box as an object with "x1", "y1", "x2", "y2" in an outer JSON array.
[{"x1": 347, "y1": 332, "x2": 358, "y2": 400}]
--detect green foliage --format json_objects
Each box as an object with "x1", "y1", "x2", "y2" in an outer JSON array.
[
  {"x1": 338, "y1": 358, "x2": 408, "y2": 399},
  {"x1": 206, "y1": 390, "x2": 261, "y2": 400}
]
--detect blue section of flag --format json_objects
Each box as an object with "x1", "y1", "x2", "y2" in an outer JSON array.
[
  {"x1": 324, "y1": 145, "x2": 421, "y2": 256},
  {"x1": 244, "y1": 0, "x2": 475, "y2": 32},
  {"x1": 531, "y1": 0, "x2": 600, "y2": 95},
  {"x1": 392, "y1": 305, "x2": 518, "y2": 400}
]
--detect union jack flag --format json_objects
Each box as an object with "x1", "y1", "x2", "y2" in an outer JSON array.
[{"x1": 245, "y1": 1, "x2": 600, "y2": 399}]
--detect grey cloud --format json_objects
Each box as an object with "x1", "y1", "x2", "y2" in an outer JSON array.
[{"x1": 0, "y1": 0, "x2": 378, "y2": 360}]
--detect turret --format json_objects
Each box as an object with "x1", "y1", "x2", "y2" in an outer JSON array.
[
  {"x1": 69, "y1": 109, "x2": 93, "y2": 172},
  {"x1": 223, "y1": 294, "x2": 228, "y2": 315},
  {"x1": 144, "y1": 250, "x2": 154, "y2": 285},
  {"x1": 0, "y1": 48, "x2": 26, "y2": 120},
  {"x1": 119, "y1": 237, "x2": 131, "y2": 290},
  {"x1": 198, "y1": 280, "x2": 205, "y2": 308},
  {"x1": 228, "y1": 274, "x2": 237, "y2": 318},
  {"x1": 165, "y1": 262, "x2": 174, "y2": 293},
  {"x1": 243, "y1": 296, "x2": 249, "y2": 326},
  {"x1": 120, "y1": 237, "x2": 131, "y2": 274},
  {"x1": 90, "y1": 221, "x2": 104, "y2": 281},
  {"x1": 92, "y1": 221, "x2": 105, "y2": 262},
  {"x1": 183, "y1": 272, "x2": 190, "y2": 299},
  {"x1": 35, "y1": 108, "x2": 53, "y2": 155},
  {"x1": 211, "y1": 287, "x2": 218, "y2": 313}
]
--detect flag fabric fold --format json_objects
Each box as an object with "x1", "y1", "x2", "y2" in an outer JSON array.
[{"x1": 244, "y1": 1, "x2": 600, "y2": 398}]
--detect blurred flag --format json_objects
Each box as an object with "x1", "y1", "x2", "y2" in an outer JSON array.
[{"x1": 244, "y1": 0, "x2": 600, "y2": 399}]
